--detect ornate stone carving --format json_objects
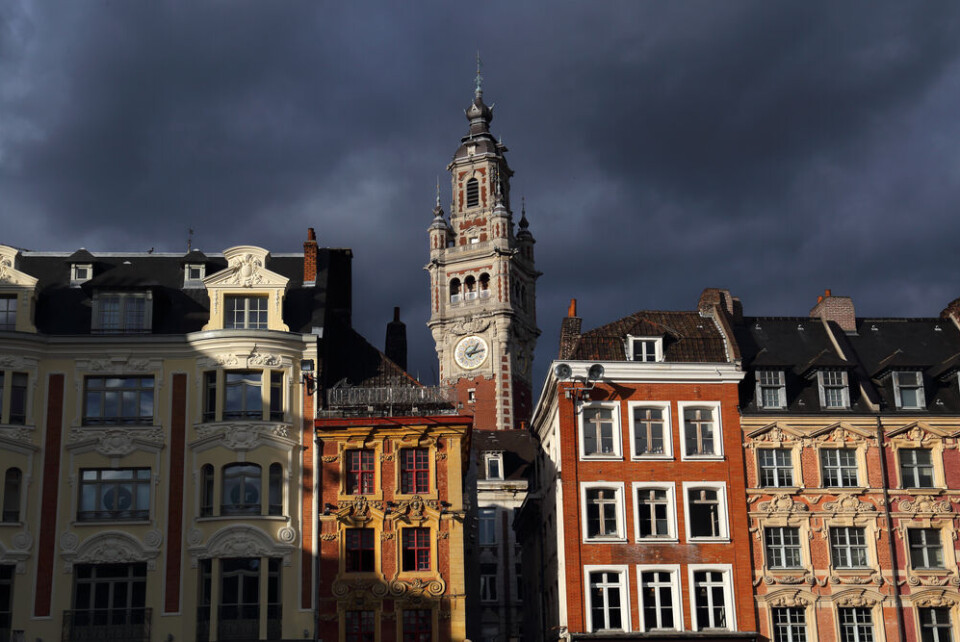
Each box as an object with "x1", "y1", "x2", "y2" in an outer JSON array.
[
  {"x1": 763, "y1": 574, "x2": 813, "y2": 586},
  {"x1": 0, "y1": 355, "x2": 25, "y2": 368},
  {"x1": 319, "y1": 533, "x2": 338, "y2": 542},
  {"x1": 899, "y1": 497, "x2": 952, "y2": 514},
  {"x1": 437, "y1": 531, "x2": 449, "y2": 540},
  {"x1": 278, "y1": 527, "x2": 297, "y2": 544},
  {"x1": 830, "y1": 574, "x2": 878, "y2": 586},
  {"x1": 248, "y1": 350, "x2": 282, "y2": 367},
  {"x1": 822, "y1": 495, "x2": 876, "y2": 514},
  {"x1": 451, "y1": 316, "x2": 490, "y2": 336},
  {"x1": 435, "y1": 452, "x2": 447, "y2": 461},
  {"x1": 0, "y1": 425, "x2": 35, "y2": 445},
  {"x1": 380, "y1": 452, "x2": 395, "y2": 462},
  {"x1": 914, "y1": 593, "x2": 960, "y2": 607},
  {"x1": 68, "y1": 427, "x2": 165, "y2": 457},
  {"x1": 321, "y1": 455, "x2": 340, "y2": 463},
  {"x1": 11, "y1": 531, "x2": 31, "y2": 551},
  {"x1": 60, "y1": 532, "x2": 80, "y2": 552},
  {"x1": 188, "y1": 529, "x2": 203, "y2": 545},
  {"x1": 143, "y1": 530, "x2": 163, "y2": 548},
  {"x1": 907, "y1": 574, "x2": 959, "y2": 587},
  {"x1": 64, "y1": 531, "x2": 160, "y2": 571},
  {"x1": 389, "y1": 577, "x2": 446, "y2": 597},
  {"x1": 381, "y1": 532, "x2": 395, "y2": 540},
  {"x1": 834, "y1": 592, "x2": 879, "y2": 607},
  {"x1": 227, "y1": 253, "x2": 265, "y2": 287},
  {"x1": 767, "y1": 593, "x2": 811, "y2": 607},
  {"x1": 757, "y1": 494, "x2": 809, "y2": 514},
  {"x1": 222, "y1": 426, "x2": 262, "y2": 450}
]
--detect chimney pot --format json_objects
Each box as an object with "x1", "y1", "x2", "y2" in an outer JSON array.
[
  {"x1": 817, "y1": 295, "x2": 823, "y2": 304},
  {"x1": 568, "y1": 298, "x2": 577, "y2": 318},
  {"x1": 825, "y1": 288, "x2": 832, "y2": 297}
]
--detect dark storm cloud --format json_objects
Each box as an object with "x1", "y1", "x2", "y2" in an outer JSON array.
[{"x1": 2, "y1": 1, "x2": 960, "y2": 387}]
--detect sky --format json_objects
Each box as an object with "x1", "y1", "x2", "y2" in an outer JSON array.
[{"x1": 2, "y1": 2, "x2": 960, "y2": 389}]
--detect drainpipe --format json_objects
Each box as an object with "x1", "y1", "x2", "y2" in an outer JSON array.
[{"x1": 876, "y1": 416, "x2": 906, "y2": 641}]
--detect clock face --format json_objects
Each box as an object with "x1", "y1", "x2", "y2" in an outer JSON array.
[{"x1": 454, "y1": 335, "x2": 489, "y2": 370}]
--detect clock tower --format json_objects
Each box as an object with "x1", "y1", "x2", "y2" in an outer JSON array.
[{"x1": 426, "y1": 67, "x2": 540, "y2": 431}]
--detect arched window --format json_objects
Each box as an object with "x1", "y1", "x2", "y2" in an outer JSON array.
[
  {"x1": 479, "y1": 273, "x2": 491, "y2": 299},
  {"x1": 200, "y1": 464, "x2": 214, "y2": 517},
  {"x1": 221, "y1": 463, "x2": 261, "y2": 515},
  {"x1": 450, "y1": 278, "x2": 462, "y2": 303},
  {"x1": 2, "y1": 468, "x2": 21, "y2": 522},
  {"x1": 268, "y1": 463, "x2": 283, "y2": 516},
  {"x1": 464, "y1": 276, "x2": 477, "y2": 301},
  {"x1": 466, "y1": 178, "x2": 480, "y2": 208}
]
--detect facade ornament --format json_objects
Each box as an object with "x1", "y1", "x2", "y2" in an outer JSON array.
[
  {"x1": 834, "y1": 592, "x2": 879, "y2": 607},
  {"x1": 0, "y1": 355, "x2": 25, "y2": 368},
  {"x1": 193, "y1": 525, "x2": 293, "y2": 561},
  {"x1": 227, "y1": 253, "x2": 265, "y2": 287},
  {"x1": 389, "y1": 577, "x2": 446, "y2": 597},
  {"x1": 319, "y1": 533, "x2": 338, "y2": 542},
  {"x1": 0, "y1": 255, "x2": 12, "y2": 281},
  {"x1": 0, "y1": 426, "x2": 35, "y2": 445},
  {"x1": 898, "y1": 497, "x2": 952, "y2": 514},
  {"x1": 248, "y1": 350, "x2": 282, "y2": 367},
  {"x1": 822, "y1": 495, "x2": 876, "y2": 514},
  {"x1": 450, "y1": 316, "x2": 490, "y2": 337},
  {"x1": 757, "y1": 494, "x2": 809, "y2": 514},
  {"x1": 11, "y1": 531, "x2": 31, "y2": 551},
  {"x1": 143, "y1": 530, "x2": 163, "y2": 548},
  {"x1": 437, "y1": 531, "x2": 449, "y2": 540},
  {"x1": 381, "y1": 532, "x2": 395, "y2": 540},
  {"x1": 907, "y1": 574, "x2": 957, "y2": 587},
  {"x1": 277, "y1": 527, "x2": 296, "y2": 544},
  {"x1": 321, "y1": 455, "x2": 340, "y2": 463},
  {"x1": 380, "y1": 452, "x2": 395, "y2": 462},
  {"x1": 435, "y1": 452, "x2": 447, "y2": 461},
  {"x1": 63, "y1": 531, "x2": 160, "y2": 573},
  {"x1": 188, "y1": 529, "x2": 203, "y2": 545},
  {"x1": 767, "y1": 592, "x2": 811, "y2": 607},
  {"x1": 763, "y1": 574, "x2": 813, "y2": 586},
  {"x1": 914, "y1": 594, "x2": 960, "y2": 607}
]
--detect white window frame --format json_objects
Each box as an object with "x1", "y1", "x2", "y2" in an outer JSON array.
[
  {"x1": 581, "y1": 482, "x2": 626, "y2": 542},
  {"x1": 184, "y1": 263, "x2": 206, "y2": 287},
  {"x1": 838, "y1": 606, "x2": 874, "y2": 642},
  {"x1": 757, "y1": 369, "x2": 787, "y2": 409},
  {"x1": 478, "y1": 507, "x2": 498, "y2": 546},
  {"x1": 893, "y1": 371, "x2": 926, "y2": 410},
  {"x1": 632, "y1": 482, "x2": 677, "y2": 542},
  {"x1": 682, "y1": 482, "x2": 729, "y2": 541},
  {"x1": 584, "y1": 565, "x2": 631, "y2": 633},
  {"x1": 829, "y1": 526, "x2": 870, "y2": 569},
  {"x1": 71, "y1": 263, "x2": 92, "y2": 286},
  {"x1": 765, "y1": 526, "x2": 804, "y2": 569},
  {"x1": 483, "y1": 451, "x2": 504, "y2": 480},
  {"x1": 627, "y1": 336, "x2": 663, "y2": 362},
  {"x1": 820, "y1": 447, "x2": 860, "y2": 488},
  {"x1": 91, "y1": 291, "x2": 153, "y2": 333},
  {"x1": 757, "y1": 447, "x2": 796, "y2": 488},
  {"x1": 578, "y1": 402, "x2": 622, "y2": 460},
  {"x1": 0, "y1": 294, "x2": 17, "y2": 331},
  {"x1": 627, "y1": 401, "x2": 672, "y2": 460},
  {"x1": 899, "y1": 448, "x2": 935, "y2": 489},
  {"x1": 677, "y1": 401, "x2": 723, "y2": 460},
  {"x1": 636, "y1": 564, "x2": 682, "y2": 632},
  {"x1": 908, "y1": 528, "x2": 945, "y2": 570},
  {"x1": 771, "y1": 606, "x2": 809, "y2": 642},
  {"x1": 688, "y1": 564, "x2": 736, "y2": 631},
  {"x1": 817, "y1": 370, "x2": 850, "y2": 410}
]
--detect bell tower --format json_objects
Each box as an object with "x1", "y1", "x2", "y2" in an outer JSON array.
[{"x1": 426, "y1": 62, "x2": 540, "y2": 431}]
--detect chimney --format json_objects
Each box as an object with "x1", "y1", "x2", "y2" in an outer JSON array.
[
  {"x1": 559, "y1": 298, "x2": 582, "y2": 359},
  {"x1": 940, "y1": 297, "x2": 960, "y2": 330},
  {"x1": 810, "y1": 289, "x2": 856, "y2": 332},
  {"x1": 385, "y1": 306, "x2": 408, "y2": 371},
  {"x1": 303, "y1": 227, "x2": 318, "y2": 285}
]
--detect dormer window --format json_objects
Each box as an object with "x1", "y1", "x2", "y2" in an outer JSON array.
[
  {"x1": 184, "y1": 263, "x2": 205, "y2": 287},
  {"x1": 484, "y1": 452, "x2": 504, "y2": 480},
  {"x1": 466, "y1": 178, "x2": 480, "y2": 208},
  {"x1": 0, "y1": 295, "x2": 16, "y2": 331},
  {"x1": 225, "y1": 295, "x2": 268, "y2": 330},
  {"x1": 629, "y1": 337, "x2": 662, "y2": 362},
  {"x1": 817, "y1": 370, "x2": 850, "y2": 409},
  {"x1": 757, "y1": 370, "x2": 786, "y2": 409},
  {"x1": 71, "y1": 263, "x2": 92, "y2": 286},
  {"x1": 92, "y1": 292, "x2": 152, "y2": 334},
  {"x1": 893, "y1": 371, "x2": 925, "y2": 409}
]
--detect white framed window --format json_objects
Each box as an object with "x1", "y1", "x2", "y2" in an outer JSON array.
[
  {"x1": 579, "y1": 402, "x2": 621, "y2": 459},
  {"x1": 632, "y1": 482, "x2": 677, "y2": 541},
  {"x1": 71, "y1": 263, "x2": 92, "y2": 286},
  {"x1": 636, "y1": 565, "x2": 682, "y2": 632},
  {"x1": 772, "y1": 606, "x2": 808, "y2": 642},
  {"x1": 584, "y1": 565, "x2": 630, "y2": 633},
  {"x1": 894, "y1": 371, "x2": 925, "y2": 409},
  {"x1": 908, "y1": 529, "x2": 944, "y2": 570},
  {"x1": 581, "y1": 482, "x2": 626, "y2": 541},
  {"x1": 678, "y1": 402, "x2": 722, "y2": 459},
  {"x1": 900, "y1": 449, "x2": 935, "y2": 488},
  {"x1": 817, "y1": 370, "x2": 850, "y2": 409},
  {"x1": 628, "y1": 402, "x2": 672, "y2": 459},
  {"x1": 765, "y1": 527, "x2": 803, "y2": 568},
  {"x1": 820, "y1": 448, "x2": 859, "y2": 487},
  {"x1": 483, "y1": 451, "x2": 503, "y2": 480},
  {"x1": 757, "y1": 370, "x2": 786, "y2": 409},
  {"x1": 838, "y1": 607, "x2": 874, "y2": 642},
  {"x1": 77, "y1": 468, "x2": 151, "y2": 521},
  {"x1": 225, "y1": 295, "x2": 268, "y2": 329},
  {"x1": 478, "y1": 507, "x2": 497, "y2": 546},
  {"x1": 184, "y1": 263, "x2": 206, "y2": 287},
  {"x1": 682, "y1": 482, "x2": 729, "y2": 541},
  {"x1": 688, "y1": 564, "x2": 735, "y2": 631},
  {"x1": 627, "y1": 336, "x2": 662, "y2": 362},
  {"x1": 830, "y1": 526, "x2": 869, "y2": 569},
  {"x1": 92, "y1": 291, "x2": 152, "y2": 334},
  {"x1": 758, "y1": 448, "x2": 795, "y2": 487},
  {"x1": 919, "y1": 607, "x2": 953, "y2": 642},
  {"x1": 0, "y1": 295, "x2": 16, "y2": 331}
]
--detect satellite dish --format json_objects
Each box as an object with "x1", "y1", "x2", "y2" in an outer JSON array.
[
  {"x1": 587, "y1": 364, "x2": 605, "y2": 381},
  {"x1": 553, "y1": 363, "x2": 572, "y2": 380}
]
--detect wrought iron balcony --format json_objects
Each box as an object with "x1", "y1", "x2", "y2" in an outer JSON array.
[
  {"x1": 62, "y1": 607, "x2": 151, "y2": 642},
  {"x1": 322, "y1": 385, "x2": 457, "y2": 417}
]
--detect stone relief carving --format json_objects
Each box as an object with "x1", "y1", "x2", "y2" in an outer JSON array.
[
  {"x1": 834, "y1": 592, "x2": 879, "y2": 607},
  {"x1": 192, "y1": 422, "x2": 294, "y2": 452},
  {"x1": 320, "y1": 455, "x2": 340, "y2": 463},
  {"x1": 248, "y1": 350, "x2": 282, "y2": 367},
  {"x1": 63, "y1": 531, "x2": 160, "y2": 573},
  {"x1": 913, "y1": 593, "x2": 960, "y2": 607},
  {"x1": 822, "y1": 495, "x2": 876, "y2": 514},
  {"x1": 67, "y1": 427, "x2": 164, "y2": 456},
  {"x1": 829, "y1": 573, "x2": 882, "y2": 586},
  {"x1": 387, "y1": 577, "x2": 446, "y2": 597},
  {"x1": 898, "y1": 497, "x2": 952, "y2": 514},
  {"x1": 0, "y1": 426, "x2": 35, "y2": 445},
  {"x1": 763, "y1": 574, "x2": 814, "y2": 586},
  {"x1": 766, "y1": 592, "x2": 811, "y2": 607},
  {"x1": 191, "y1": 525, "x2": 294, "y2": 565},
  {"x1": 143, "y1": 530, "x2": 163, "y2": 548},
  {"x1": 227, "y1": 253, "x2": 265, "y2": 287},
  {"x1": 815, "y1": 427, "x2": 867, "y2": 444},
  {"x1": 450, "y1": 316, "x2": 490, "y2": 336},
  {"x1": 757, "y1": 494, "x2": 809, "y2": 514},
  {"x1": 0, "y1": 255, "x2": 13, "y2": 281},
  {"x1": 319, "y1": 533, "x2": 338, "y2": 542},
  {"x1": 0, "y1": 355, "x2": 26, "y2": 368},
  {"x1": 907, "y1": 574, "x2": 960, "y2": 587}
]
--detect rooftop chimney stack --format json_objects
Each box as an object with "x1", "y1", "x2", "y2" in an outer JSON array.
[
  {"x1": 810, "y1": 289, "x2": 856, "y2": 332},
  {"x1": 385, "y1": 306, "x2": 408, "y2": 371},
  {"x1": 559, "y1": 298, "x2": 582, "y2": 359},
  {"x1": 303, "y1": 227, "x2": 318, "y2": 286}
]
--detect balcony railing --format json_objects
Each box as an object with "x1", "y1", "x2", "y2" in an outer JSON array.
[
  {"x1": 323, "y1": 386, "x2": 457, "y2": 417},
  {"x1": 196, "y1": 605, "x2": 281, "y2": 642},
  {"x1": 62, "y1": 607, "x2": 151, "y2": 642}
]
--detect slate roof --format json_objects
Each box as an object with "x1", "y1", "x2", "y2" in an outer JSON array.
[
  {"x1": 566, "y1": 310, "x2": 729, "y2": 363},
  {"x1": 735, "y1": 316, "x2": 960, "y2": 415},
  {"x1": 472, "y1": 429, "x2": 538, "y2": 482}
]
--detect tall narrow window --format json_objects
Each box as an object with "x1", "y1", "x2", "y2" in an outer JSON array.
[
  {"x1": 585, "y1": 487, "x2": 621, "y2": 539},
  {"x1": 757, "y1": 370, "x2": 786, "y2": 409},
  {"x1": 0, "y1": 295, "x2": 16, "y2": 330},
  {"x1": 225, "y1": 295, "x2": 268, "y2": 330},
  {"x1": 772, "y1": 607, "x2": 807, "y2": 642},
  {"x1": 346, "y1": 450, "x2": 375, "y2": 495},
  {"x1": 203, "y1": 371, "x2": 217, "y2": 422},
  {"x1": 268, "y1": 463, "x2": 283, "y2": 516},
  {"x1": 224, "y1": 372, "x2": 262, "y2": 419},
  {"x1": 900, "y1": 449, "x2": 934, "y2": 488},
  {"x1": 484, "y1": 452, "x2": 503, "y2": 480},
  {"x1": 909, "y1": 529, "x2": 944, "y2": 570},
  {"x1": 588, "y1": 570, "x2": 625, "y2": 631},
  {"x1": 0, "y1": 565, "x2": 12, "y2": 638},
  {"x1": 632, "y1": 406, "x2": 665, "y2": 456},
  {"x1": 683, "y1": 407, "x2": 718, "y2": 457},
  {"x1": 821, "y1": 449, "x2": 859, "y2": 487},
  {"x1": 221, "y1": 463, "x2": 261, "y2": 515},
  {"x1": 830, "y1": 527, "x2": 868, "y2": 568},
  {"x1": 480, "y1": 564, "x2": 498, "y2": 602},
  {"x1": 449, "y1": 279, "x2": 462, "y2": 303},
  {"x1": 894, "y1": 371, "x2": 925, "y2": 409},
  {"x1": 402, "y1": 528, "x2": 431, "y2": 572},
  {"x1": 345, "y1": 529, "x2": 375, "y2": 573},
  {"x1": 269, "y1": 372, "x2": 283, "y2": 420},
  {"x1": 219, "y1": 558, "x2": 260, "y2": 639},
  {"x1": 639, "y1": 570, "x2": 679, "y2": 631},
  {"x1": 693, "y1": 570, "x2": 730, "y2": 630},
  {"x1": 83, "y1": 376, "x2": 154, "y2": 426},
  {"x1": 919, "y1": 608, "x2": 953, "y2": 642},
  {"x1": 346, "y1": 610, "x2": 376, "y2": 642},
  {"x1": 479, "y1": 273, "x2": 491, "y2": 298},
  {"x1": 464, "y1": 275, "x2": 477, "y2": 300},
  {"x1": 466, "y1": 178, "x2": 480, "y2": 208},
  {"x1": 8, "y1": 373, "x2": 26, "y2": 425},
  {"x1": 581, "y1": 405, "x2": 619, "y2": 457},
  {"x1": 818, "y1": 370, "x2": 850, "y2": 409},
  {"x1": 200, "y1": 464, "x2": 214, "y2": 517},
  {"x1": 400, "y1": 448, "x2": 429, "y2": 494},
  {"x1": 402, "y1": 609, "x2": 432, "y2": 642},
  {"x1": 479, "y1": 507, "x2": 497, "y2": 546},
  {"x1": 838, "y1": 607, "x2": 873, "y2": 642},
  {"x1": 758, "y1": 449, "x2": 794, "y2": 487},
  {"x1": 2, "y1": 468, "x2": 21, "y2": 522}
]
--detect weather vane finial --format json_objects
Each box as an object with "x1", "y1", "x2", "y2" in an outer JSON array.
[
  {"x1": 475, "y1": 51, "x2": 483, "y2": 98},
  {"x1": 435, "y1": 176, "x2": 441, "y2": 209},
  {"x1": 187, "y1": 227, "x2": 194, "y2": 252}
]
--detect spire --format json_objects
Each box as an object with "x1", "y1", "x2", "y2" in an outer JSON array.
[
  {"x1": 465, "y1": 54, "x2": 493, "y2": 133},
  {"x1": 519, "y1": 196, "x2": 529, "y2": 230},
  {"x1": 475, "y1": 51, "x2": 483, "y2": 99},
  {"x1": 430, "y1": 177, "x2": 447, "y2": 229},
  {"x1": 494, "y1": 166, "x2": 504, "y2": 205}
]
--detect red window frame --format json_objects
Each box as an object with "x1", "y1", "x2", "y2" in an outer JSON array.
[
  {"x1": 402, "y1": 528, "x2": 431, "y2": 572},
  {"x1": 345, "y1": 528, "x2": 375, "y2": 573},
  {"x1": 346, "y1": 450, "x2": 375, "y2": 495},
  {"x1": 400, "y1": 448, "x2": 430, "y2": 494},
  {"x1": 346, "y1": 610, "x2": 375, "y2": 642},
  {"x1": 402, "y1": 609, "x2": 432, "y2": 642}
]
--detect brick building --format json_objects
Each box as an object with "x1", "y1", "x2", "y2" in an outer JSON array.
[
  {"x1": 518, "y1": 292, "x2": 758, "y2": 641},
  {"x1": 736, "y1": 290, "x2": 960, "y2": 642}
]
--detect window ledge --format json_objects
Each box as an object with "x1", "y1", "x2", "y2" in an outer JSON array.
[
  {"x1": 584, "y1": 537, "x2": 628, "y2": 544},
  {"x1": 757, "y1": 486, "x2": 800, "y2": 492},
  {"x1": 631, "y1": 455, "x2": 674, "y2": 461},
  {"x1": 196, "y1": 515, "x2": 289, "y2": 522},
  {"x1": 0, "y1": 521, "x2": 23, "y2": 528},
  {"x1": 680, "y1": 455, "x2": 725, "y2": 462},
  {"x1": 635, "y1": 537, "x2": 678, "y2": 544},
  {"x1": 688, "y1": 537, "x2": 731, "y2": 544},
  {"x1": 72, "y1": 519, "x2": 152, "y2": 527},
  {"x1": 819, "y1": 486, "x2": 866, "y2": 493},
  {"x1": 580, "y1": 455, "x2": 623, "y2": 462}
]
